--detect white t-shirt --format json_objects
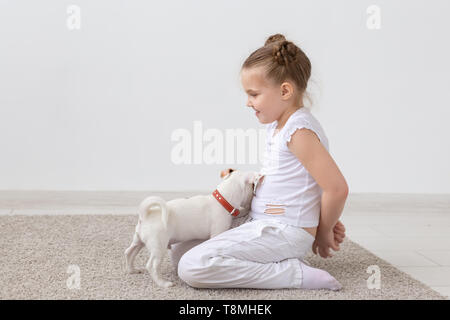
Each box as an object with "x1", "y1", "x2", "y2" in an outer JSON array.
[{"x1": 249, "y1": 107, "x2": 329, "y2": 228}]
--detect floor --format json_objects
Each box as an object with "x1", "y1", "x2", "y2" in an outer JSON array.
[
  {"x1": 340, "y1": 193, "x2": 450, "y2": 299},
  {"x1": 1, "y1": 191, "x2": 449, "y2": 299}
]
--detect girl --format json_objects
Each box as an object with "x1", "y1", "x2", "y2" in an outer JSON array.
[{"x1": 170, "y1": 34, "x2": 348, "y2": 290}]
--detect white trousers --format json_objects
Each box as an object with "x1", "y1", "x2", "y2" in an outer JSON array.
[{"x1": 170, "y1": 216, "x2": 315, "y2": 289}]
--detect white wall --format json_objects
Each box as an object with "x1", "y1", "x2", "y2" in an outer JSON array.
[{"x1": 1, "y1": 0, "x2": 449, "y2": 193}]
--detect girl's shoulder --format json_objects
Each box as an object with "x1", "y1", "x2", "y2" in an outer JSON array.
[{"x1": 283, "y1": 108, "x2": 329, "y2": 151}]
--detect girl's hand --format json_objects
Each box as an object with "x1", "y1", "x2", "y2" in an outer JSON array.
[
  {"x1": 333, "y1": 220, "x2": 346, "y2": 245},
  {"x1": 312, "y1": 221, "x2": 344, "y2": 258}
]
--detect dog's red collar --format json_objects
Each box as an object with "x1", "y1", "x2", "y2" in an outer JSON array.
[{"x1": 212, "y1": 189, "x2": 240, "y2": 217}]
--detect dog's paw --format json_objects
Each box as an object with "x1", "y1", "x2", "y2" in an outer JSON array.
[
  {"x1": 163, "y1": 281, "x2": 174, "y2": 288},
  {"x1": 158, "y1": 280, "x2": 174, "y2": 288}
]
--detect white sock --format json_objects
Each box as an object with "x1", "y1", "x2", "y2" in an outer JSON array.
[{"x1": 298, "y1": 260, "x2": 342, "y2": 291}]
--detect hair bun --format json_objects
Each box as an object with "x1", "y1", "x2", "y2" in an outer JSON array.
[
  {"x1": 273, "y1": 41, "x2": 300, "y2": 66},
  {"x1": 264, "y1": 34, "x2": 286, "y2": 46},
  {"x1": 264, "y1": 34, "x2": 299, "y2": 66}
]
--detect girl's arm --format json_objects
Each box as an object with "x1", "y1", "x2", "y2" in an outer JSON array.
[
  {"x1": 288, "y1": 128, "x2": 349, "y2": 256},
  {"x1": 319, "y1": 191, "x2": 348, "y2": 231}
]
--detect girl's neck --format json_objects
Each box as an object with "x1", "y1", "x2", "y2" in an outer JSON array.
[{"x1": 275, "y1": 105, "x2": 303, "y2": 130}]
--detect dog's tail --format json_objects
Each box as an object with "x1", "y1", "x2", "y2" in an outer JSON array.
[{"x1": 138, "y1": 196, "x2": 168, "y2": 229}]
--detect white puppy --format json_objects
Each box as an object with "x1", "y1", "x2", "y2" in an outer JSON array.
[{"x1": 124, "y1": 168, "x2": 264, "y2": 288}]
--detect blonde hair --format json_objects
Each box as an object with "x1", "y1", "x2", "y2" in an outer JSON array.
[{"x1": 241, "y1": 33, "x2": 313, "y2": 107}]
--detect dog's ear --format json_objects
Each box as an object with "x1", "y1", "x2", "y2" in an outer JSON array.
[
  {"x1": 220, "y1": 168, "x2": 235, "y2": 179},
  {"x1": 256, "y1": 173, "x2": 265, "y2": 185},
  {"x1": 249, "y1": 173, "x2": 265, "y2": 195},
  {"x1": 245, "y1": 171, "x2": 260, "y2": 184}
]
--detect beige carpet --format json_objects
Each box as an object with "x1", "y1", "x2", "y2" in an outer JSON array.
[{"x1": 0, "y1": 214, "x2": 445, "y2": 300}]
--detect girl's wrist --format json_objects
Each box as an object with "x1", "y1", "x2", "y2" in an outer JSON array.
[{"x1": 317, "y1": 221, "x2": 334, "y2": 233}]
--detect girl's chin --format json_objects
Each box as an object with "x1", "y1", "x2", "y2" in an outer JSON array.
[
  {"x1": 257, "y1": 116, "x2": 272, "y2": 124},
  {"x1": 254, "y1": 111, "x2": 272, "y2": 124}
]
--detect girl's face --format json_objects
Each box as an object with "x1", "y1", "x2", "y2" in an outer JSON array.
[{"x1": 240, "y1": 66, "x2": 287, "y2": 124}]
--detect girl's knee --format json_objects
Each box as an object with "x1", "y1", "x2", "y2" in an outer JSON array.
[
  {"x1": 177, "y1": 254, "x2": 205, "y2": 288},
  {"x1": 177, "y1": 251, "x2": 220, "y2": 288}
]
